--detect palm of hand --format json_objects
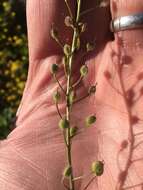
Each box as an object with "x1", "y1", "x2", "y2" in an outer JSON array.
[{"x1": 0, "y1": 1, "x2": 143, "y2": 190}]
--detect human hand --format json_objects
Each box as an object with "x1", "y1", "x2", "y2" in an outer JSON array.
[{"x1": 1, "y1": 0, "x2": 143, "y2": 190}]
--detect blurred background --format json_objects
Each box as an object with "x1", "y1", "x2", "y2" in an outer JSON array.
[{"x1": 0, "y1": 0, "x2": 28, "y2": 139}]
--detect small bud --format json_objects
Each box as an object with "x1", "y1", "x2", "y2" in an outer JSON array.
[
  {"x1": 91, "y1": 161, "x2": 104, "y2": 176},
  {"x1": 50, "y1": 27, "x2": 58, "y2": 40},
  {"x1": 63, "y1": 166, "x2": 72, "y2": 178},
  {"x1": 80, "y1": 65, "x2": 88, "y2": 77},
  {"x1": 59, "y1": 118, "x2": 69, "y2": 130},
  {"x1": 53, "y1": 90, "x2": 61, "y2": 103},
  {"x1": 51, "y1": 63, "x2": 59, "y2": 74},
  {"x1": 86, "y1": 115, "x2": 96, "y2": 127},
  {"x1": 88, "y1": 85, "x2": 97, "y2": 95},
  {"x1": 63, "y1": 44, "x2": 71, "y2": 56},
  {"x1": 64, "y1": 16, "x2": 73, "y2": 27},
  {"x1": 78, "y1": 22, "x2": 87, "y2": 33},
  {"x1": 86, "y1": 42, "x2": 95, "y2": 52},
  {"x1": 70, "y1": 126, "x2": 78, "y2": 138}
]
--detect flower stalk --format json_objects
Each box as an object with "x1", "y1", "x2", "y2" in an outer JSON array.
[{"x1": 50, "y1": 1, "x2": 105, "y2": 189}]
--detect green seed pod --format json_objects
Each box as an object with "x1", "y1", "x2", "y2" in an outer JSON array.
[
  {"x1": 91, "y1": 161, "x2": 104, "y2": 176},
  {"x1": 88, "y1": 85, "x2": 97, "y2": 95},
  {"x1": 80, "y1": 65, "x2": 88, "y2": 77},
  {"x1": 70, "y1": 126, "x2": 78, "y2": 138},
  {"x1": 50, "y1": 27, "x2": 59, "y2": 40},
  {"x1": 63, "y1": 44, "x2": 71, "y2": 56},
  {"x1": 63, "y1": 166, "x2": 72, "y2": 178},
  {"x1": 51, "y1": 63, "x2": 59, "y2": 74},
  {"x1": 64, "y1": 16, "x2": 73, "y2": 27},
  {"x1": 86, "y1": 42, "x2": 95, "y2": 52},
  {"x1": 53, "y1": 90, "x2": 61, "y2": 103},
  {"x1": 59, "y1": 118, "x2": 69, "y2": 130},
  {"x1": 86, "y1": 115, "x2": 96, "y2": 127}
]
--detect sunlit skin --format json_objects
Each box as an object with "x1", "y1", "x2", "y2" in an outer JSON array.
[{"x1": 0, "y1": 0, "x2": 143, "y2": 189}]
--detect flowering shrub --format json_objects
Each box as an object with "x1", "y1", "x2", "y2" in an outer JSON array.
[{"x1": 0, "y1": 0, "x2": 28, "y2": 139}]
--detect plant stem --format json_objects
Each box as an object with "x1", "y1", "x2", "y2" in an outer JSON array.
[
  {"x1": 65, "y1": 0, "x2": 82, "y2": 189},
  {"x1": 82, "y1": 176, "x2": 96, "y2": 190},
  {"x1": 54, "y1": 74, "x2": 66, "y2": 95}
]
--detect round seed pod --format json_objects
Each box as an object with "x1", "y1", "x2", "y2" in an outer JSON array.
[
  {"x1": 63, "y1": 166, "x2": 72, "y2": 178},
  {"x1": 51, "y1": 63, "x2": 59, "y2": 74},
  {"x1": 91, "y1": 161, "x2": 104, "y2": 176},
  {"x1": 63, "y1": 44, "x2": 71, "y2": 56},
  {"x1": 59, "y1": 118, "x2": 69, "y2": 130},
  {"x1": 80, "y1": 65, "x2": 88, "y2": 77},
  {"x1": 88, "y1": 85, "x2": 97, "y2": 95},
  {"x1": 53, "y1": 90, "x2": 61, "y2": 103},
  {"x1": 86, "y1": 115, "x2": 96, "y2": 127}
]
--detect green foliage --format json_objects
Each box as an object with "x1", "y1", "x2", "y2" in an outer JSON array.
[{"x1": 0, "y1": 0, "x2": 28, "y2": 139}]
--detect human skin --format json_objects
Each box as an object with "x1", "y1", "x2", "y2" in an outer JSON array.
[{"x1": 0, "y1": 0, "x2": 143, "y2": 189}]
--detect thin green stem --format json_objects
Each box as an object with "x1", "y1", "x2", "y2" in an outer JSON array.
[
  {"x1": 56, "y1": 103, "x2": 63, "y2": 119},
  {"x1": 82, "y1": 176, "x2": 96, "y2": 190},
  {"x1": 61, "y1": 177, "x2": 70, "y2": 190},
  {"x1": 56, "y1": 38, "x2": 63, "y2": 49},
  {"x1": 73, "y1": 93, "x2": 89, "y2": 104},
  {"x1": 72, "y1": 75, "x2": 83, "y2": 88},
  {"x1": 65, "y1": 0, "x2": 82, "y2": 189},
  {"x1": 54, "y1": 74, "x2": 66, "y2": 95},
  {"x1": 80, "y1": 8, "x2": 96, "y2": 18},
  {"x1": 65, "y1": 0, "x2": 73, "y2": 18},
  {"x1": 72, "y1": 172, "x2": 92, "y2": 181}
]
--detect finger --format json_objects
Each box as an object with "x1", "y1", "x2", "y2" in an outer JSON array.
[
  {"x1": 110, "y1": 0, "x2": 143, "y2": 46},
  {"x1": 26, "y1": 0, "x2": 75, "y2": 62}
]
